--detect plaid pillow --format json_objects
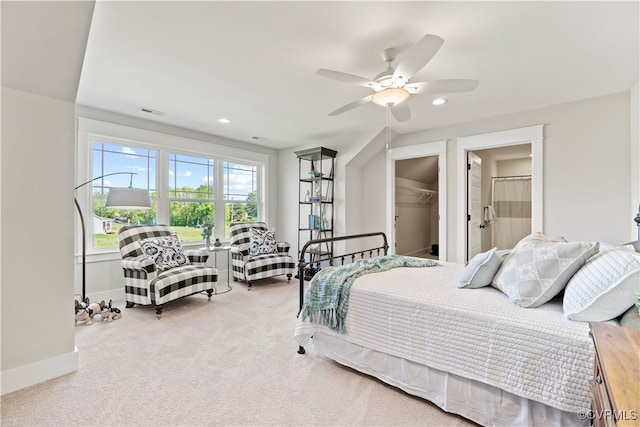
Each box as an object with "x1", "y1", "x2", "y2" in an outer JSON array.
[
  {"x1": 249, "y1": 228, "x2": 278, "y2": 256},
  {"x1": 138, "y1": 234, "x2": 190, "y2": 271}
]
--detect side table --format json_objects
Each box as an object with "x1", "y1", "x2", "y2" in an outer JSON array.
[
  {"x1": 202, "y1": 245, "x2": 232, "y2": 294},
  {"x1": 588, "y1": 322, "x2": 640, "y2": 427}
]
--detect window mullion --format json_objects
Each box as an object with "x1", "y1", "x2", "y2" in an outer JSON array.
[
  {"x1": 157, "y1": 149, "x2": 169, "y2": 225},
  {"x1": 215, "y1": 158, "x2": 225, "y2": 239}
]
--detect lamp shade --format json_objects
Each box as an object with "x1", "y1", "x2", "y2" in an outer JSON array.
[
  {"x1": 105, "y1": 187, "x2": 152, "y2": 210},
  {"x1": 371, "y1": 87, "x2": 410, "y2": 107}
]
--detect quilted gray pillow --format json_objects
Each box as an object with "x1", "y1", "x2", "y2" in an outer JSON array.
[
  {"x1": 563, "y1": 246, "x2": 640, "y2": 321},
  {"x1": 492, "y1": 233, "x2": 599, "y2": 308}
]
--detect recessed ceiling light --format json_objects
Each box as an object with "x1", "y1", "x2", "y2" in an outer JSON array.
[
  {"x1": 219, "y1": 118, "x2": 230, "y2": 124},
  {"x1": 432, "y1": 98, "x2": 447, "y2": 106}
]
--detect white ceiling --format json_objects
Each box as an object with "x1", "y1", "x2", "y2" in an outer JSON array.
[{"x1": 76, "y1": 1, "x2": 639, "y2": 150}]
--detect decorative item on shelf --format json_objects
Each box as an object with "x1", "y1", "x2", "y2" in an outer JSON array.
[
  {"x1": 213, "y1": 238, "x2": 222, "y2": 247},
  {"x1": 309, "y1": 171, "x2": 324, "y2": 178},
  {"x1": 309, "y1": 214, "x2": 321, "y2": 230}
]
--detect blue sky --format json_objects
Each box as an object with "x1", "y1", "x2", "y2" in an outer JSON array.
[{"x1": 93, "y1": 142, "x2": 256, "y2": 198}]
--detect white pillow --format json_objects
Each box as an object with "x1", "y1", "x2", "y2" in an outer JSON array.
[
  {"x1": 563, "y1": 247, "x2": 640, "y2": 321},
  {"x1": 492, "y1": 232, "x2": 599, "y2": 308},
  {"x1": 459, "y1": 247, "x2": 503, "y2": 289}
]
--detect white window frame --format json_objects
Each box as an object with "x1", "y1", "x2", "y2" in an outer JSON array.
[{"x1": 77, "y1": 118, "x2": 269, "y2": 262}]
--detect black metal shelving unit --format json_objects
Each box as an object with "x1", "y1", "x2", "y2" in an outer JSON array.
[{"x1": 294, "y1": 147, "x2": 337, "y2": 276}]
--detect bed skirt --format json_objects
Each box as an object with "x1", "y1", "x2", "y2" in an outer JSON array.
[{"x1": 311, "y1": 332, "x2": 588, "y2": 427}]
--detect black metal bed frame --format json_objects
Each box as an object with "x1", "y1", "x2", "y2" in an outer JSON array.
[{"x1": 297, "y1": 231, "x2": 389, "y2": 354}]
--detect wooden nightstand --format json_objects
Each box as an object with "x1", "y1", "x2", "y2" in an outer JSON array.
[{"x1": 589, "y1": 322, "x2": 640, "y2": 427}]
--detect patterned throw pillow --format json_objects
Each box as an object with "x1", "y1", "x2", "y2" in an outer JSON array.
[
  {"x1": 491, "y1": 232, "x2": 599, "y2": 308},
  {"x1": 249, "y1": 228, "x2": 278, "y2": 256},
  {"x1": 138, "y1": 234, "x2": 190, "y2": 271}
]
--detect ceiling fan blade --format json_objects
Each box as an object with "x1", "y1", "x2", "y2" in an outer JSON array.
[
  {"x1": 328, "y1": 95, "x2": 373, "y2": 116},
  {"x1": 405, "y1": 79, "x2": 479, "y2": 95},
  {"x1": 391, "y1": 102, "x2": 411, "y2": 122},
  {"x1": 392, "y1": 34, "x2": 444, "y2": 82},
  {"x1": 317, "y1": 69, "x2": 379, "y2": 89}
]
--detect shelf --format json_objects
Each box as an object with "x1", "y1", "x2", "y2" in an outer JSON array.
[
  {"x1": 296, "y1": 147, "x2": 336, "y2": 263},
  {"x1": 294, "y1": 147, "x2": 337, "y2": 161},
  {"x1": 300, "y1": 177, "x2": 334, "y2": 183},
  {"x1": 396, "y1": 185, "x2": 437, "y2": 206}
]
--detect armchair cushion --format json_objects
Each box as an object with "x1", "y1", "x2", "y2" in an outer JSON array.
[
  {"x1": 249, "y1": 227, "x2": 278, "y2": 256},
  {"x1": 138, "y1": 234, "x2": 190, "y2": 271}
]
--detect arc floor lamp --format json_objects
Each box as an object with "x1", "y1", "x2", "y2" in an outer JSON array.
[{"x1": 75, "y1": 172, "x2": 152, "y2": 301}]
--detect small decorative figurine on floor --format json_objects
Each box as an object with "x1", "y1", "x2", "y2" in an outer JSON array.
[
  {"x1": 74, "y1": 300, "x2": 93, "y2": 325},
  {"x1": 102, "y1": 300, "x2": 122, "y2": 322},
  {"x1": 85, "y1": 298, "x2": 104, "y2": 320}
]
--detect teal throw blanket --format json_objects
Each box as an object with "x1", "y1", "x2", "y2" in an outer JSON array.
[{"x1": 300, "y1": 255, "x2": 439, "y2": 333}]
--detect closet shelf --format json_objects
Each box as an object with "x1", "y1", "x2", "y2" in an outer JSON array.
[{"x1": 396, "y1": 185, "x2": 438, "y2": 206}]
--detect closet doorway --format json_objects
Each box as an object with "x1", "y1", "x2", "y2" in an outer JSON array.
[
  {"x1": 395, "y1": 156, "x2": 439, "y2": 259},
  {"x1": 456, "y1": 125, "x2": 543, "y2": 263}
]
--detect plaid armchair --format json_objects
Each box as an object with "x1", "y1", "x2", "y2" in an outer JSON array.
[
  {"x1": 229, "y1": 222, "x2": 295, "y2": 289},
  {"x1": 118, "y1": 225, "x2": 218, "y2": 318}
]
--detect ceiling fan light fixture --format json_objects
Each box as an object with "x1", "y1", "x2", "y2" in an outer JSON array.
[{"x1": 371, "y1": 87, "x2": 410, "y2": 107}]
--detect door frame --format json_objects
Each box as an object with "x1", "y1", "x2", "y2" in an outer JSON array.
[
  {"x1": 386, "y1": 140, "x2": 447, "y2": 261},
  {"x1": 456, "y1": 125, "x2": 544, "y2": 263},
  {"x1": 467, "y1": 151, "x2": 482, "y2": 260}
]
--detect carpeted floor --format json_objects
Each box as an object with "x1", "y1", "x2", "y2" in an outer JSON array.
[{"x1": 1, "y1": 277, "x2": 476, "y2": 427}]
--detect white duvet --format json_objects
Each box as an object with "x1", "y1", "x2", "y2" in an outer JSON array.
[{"x1": 295, "y1": 262, "x2": 594, "y2": 413}]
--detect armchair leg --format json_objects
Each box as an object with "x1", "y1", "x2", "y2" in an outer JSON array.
[
  {"x1": 206, "y1": 289, "x2": 213, "y2": 301},
  {"x1": 155, "y1": 305, "x2": 163, "y2": 320},
  {"x1": 247, "y1": 281, "x2": 252, "y2": 291},
  {"x1": 287, "y1": 273, "x2": 292, "y2": 282},
  {"x1": 125, "y1": 301, "x2": 135, "y2": 309}
]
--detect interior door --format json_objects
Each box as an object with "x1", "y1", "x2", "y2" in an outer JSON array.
[{"x1": 467, "y1": 152, "x2": 482, "y2": 261}]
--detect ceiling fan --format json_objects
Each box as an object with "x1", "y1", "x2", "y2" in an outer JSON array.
[{"x1": 317, "y1": 34, "x2": 479, "y2": 122}]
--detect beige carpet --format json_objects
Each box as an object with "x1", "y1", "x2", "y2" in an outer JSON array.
[{"x1": 1, "y1": 278, "x2": 476, "y2": 427}]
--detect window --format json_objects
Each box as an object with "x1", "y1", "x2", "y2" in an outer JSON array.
[
  {"x1": 168, "y1": 153, "x2": 215, "y2": 242},
  {"x1": 79, "y1": 118, "x2": 267, "y2": 254},
  {"x1": 92, "y1": 141, "x2": 157, "y2": 249},
  {"x1": 223, "y1": 161, "x2": 259, "y2": 237}
]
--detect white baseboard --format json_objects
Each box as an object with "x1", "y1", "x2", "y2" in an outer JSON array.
[
  {"x1": 83, "y1": 288, "x2": 125, "y2": 304},
  {"x1": 1, "y1": 347, "x2": 79, "y2": 395}
]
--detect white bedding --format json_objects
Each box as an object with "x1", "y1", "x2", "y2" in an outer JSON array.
[{"x1": 295, "y1": 262, "x2": 595, "y2": 414}]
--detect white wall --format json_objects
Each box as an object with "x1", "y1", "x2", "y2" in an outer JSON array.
[
  {"x1": 1, "y1": 88, "x2": 78, "y2": 393},
  {"x1": 341, "y1": 91, "x2": 635, "y2": 262}
]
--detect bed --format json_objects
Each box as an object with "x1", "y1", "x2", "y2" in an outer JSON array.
[{"x1": 294, "y1": 232, "x2": 640, "y2": 427}]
